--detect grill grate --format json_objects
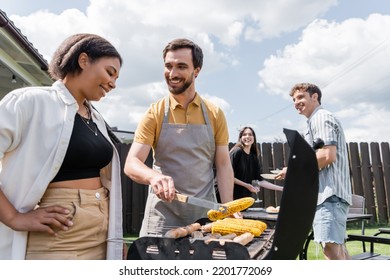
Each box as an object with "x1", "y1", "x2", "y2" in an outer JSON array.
[{"x1": 127, "y1": 228, "x2": 275, "y2": 260}]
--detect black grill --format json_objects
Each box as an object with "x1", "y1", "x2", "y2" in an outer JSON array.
[
  {"x1": 127, "y1": 226, "x2": 275, "y2": 260},
  {"x1": 127, "y1": 129, "x2": 319, "y2": 260}
]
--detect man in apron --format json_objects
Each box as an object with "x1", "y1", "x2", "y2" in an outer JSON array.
[{"x1": 124, "y1": 38, "x2": 234, "y2": 236}]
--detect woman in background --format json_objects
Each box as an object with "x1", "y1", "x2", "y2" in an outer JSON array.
[{"x1": 230, "y1": 126, "x2": 283, "y2": 200}]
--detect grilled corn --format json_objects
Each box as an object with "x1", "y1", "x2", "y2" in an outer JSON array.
[
  {"x1": 211, "y1": 218, "x2": 266, "y2": 237},
  {"x1": 207, "y1": 197, "x2": 255, "y2": 221}
]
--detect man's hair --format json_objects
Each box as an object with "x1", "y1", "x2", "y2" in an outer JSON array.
[
  {"x1": 289, "y1": 83, "x2": 322, "y2": 104},
  {"x1": 163, "y1": 38, "x2": 203, "y2": 69}
]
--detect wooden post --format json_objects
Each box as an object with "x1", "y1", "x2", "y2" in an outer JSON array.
[
  {"x1": 349, "y1": 142, "x2": 365, "y2": 196},
  {"x1": 272, "y1": 142, "x2": 285, "y2": 205},
  {"x1": 381, "y1": 142, "x2": 390, "y2": 219},
  {"x1": 360, "y1": 143, "x2": 377, "y2": 222},
  {"x1": 371, "y1": 142, "x2": 388, "y2": 223},
  {"x1": 261, "y1": 143, "x2": 276, "y2": 207}
]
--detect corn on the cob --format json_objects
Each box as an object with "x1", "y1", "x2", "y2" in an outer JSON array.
[
  {"x1": 216, "y1": 218, "x2": 267, "y2": 231},
  {"x1": 211, "y1": 218, "x2": 267, "y2": 237},
  {"x1": 207, "y1": 197, "x2": 255, "y2": 221},
  {"x1": 212, "y1": 221, "x2": 261, "y2": 236}
]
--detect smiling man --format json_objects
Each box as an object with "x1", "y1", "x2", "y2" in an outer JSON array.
[
  {"x1": 124, "y1": 38, "x2": 234, "y2": 237},
  {"x1": 278, "y1": 82, "x2": 353, "y2": 260}
]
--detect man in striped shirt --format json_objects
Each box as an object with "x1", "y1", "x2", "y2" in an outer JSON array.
[{"x1": 278, "y1": 83, "x2": 352, "y2": 260}]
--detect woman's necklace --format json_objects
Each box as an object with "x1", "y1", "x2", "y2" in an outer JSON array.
[{"x1": 79, "y1": 104, "x2": 98, "y2": 136}]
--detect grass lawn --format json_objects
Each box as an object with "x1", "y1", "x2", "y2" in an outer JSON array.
[{"x1": 306, "y1": 226, "x2": 390, "y2": 260}]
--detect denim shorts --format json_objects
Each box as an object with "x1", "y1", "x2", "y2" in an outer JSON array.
[{"x1": 313, "y1": 195, "x2": 349, "y2": 244}]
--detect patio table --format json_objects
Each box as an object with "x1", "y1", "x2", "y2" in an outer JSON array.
[{"x1": 243, "y1": 208, "x2": 372, "y2": 259}]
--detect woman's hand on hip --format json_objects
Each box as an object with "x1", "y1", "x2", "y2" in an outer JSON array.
[{"x1": 10, "y1": 206, "x2": 73, "y2": 235}]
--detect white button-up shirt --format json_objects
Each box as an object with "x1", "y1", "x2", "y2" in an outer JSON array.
[{"x1": 0, "y1": 80, "x2": 123, "y2": 259}]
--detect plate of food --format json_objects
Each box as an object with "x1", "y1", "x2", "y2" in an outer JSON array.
[
  {"x1": 261, "y1": 173, "x2": 277, "y2": 180},
  {"x1": 265, "y1": 206, "x2": 280, "y2": 214},
  {"x1": 270, "y1": 169, "x2": 282, "y2": 174},
  {"x1": 246, "y1": 207, "x2": 264, "y2": 212}
]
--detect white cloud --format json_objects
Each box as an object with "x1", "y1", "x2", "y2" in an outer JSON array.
[
  {"x1": 336, "y1": 103, "x2": 390, "y2": 143},
  {"x1": 203, "y1": 94, "x2": 231, "y2": 113},
  {"x1": 244, "y1": 0, "x2": 338, "y2": 41},
  {"x1": 10, "y1": 9, "x2": 91, "y2": 60},
  {"x1": 92, "y1": 81, "x2": 168, "y2": 130},
  {"x1": 259, "y1": 14, "x2": 390, "y2": 102},
  {"x1": 10, "y1": 0, "x2": 338, "y2": 65}
]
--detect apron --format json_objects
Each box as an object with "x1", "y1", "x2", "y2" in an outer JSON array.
[{"x1": 139, "y1": 96, "x2": 216, "y2": 236}]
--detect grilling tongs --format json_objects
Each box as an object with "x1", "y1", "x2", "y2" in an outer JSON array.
[{"x1": 174, "y1": 193, "x2": 228, "y2": 213}]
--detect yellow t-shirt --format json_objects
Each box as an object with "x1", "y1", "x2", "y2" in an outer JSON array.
[{"x1": 134, "y1": 93, "x2": 229, "y2": 149}]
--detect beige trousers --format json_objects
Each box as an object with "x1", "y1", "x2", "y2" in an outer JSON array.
[{"x1": 25, "y1": 187, "x2": 109, "y2": 260}]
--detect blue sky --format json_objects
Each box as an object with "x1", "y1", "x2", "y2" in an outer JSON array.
[{"x1": 2, "y1": 0, "x2": 390, "y2": 143}]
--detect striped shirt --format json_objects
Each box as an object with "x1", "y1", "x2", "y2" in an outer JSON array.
[{"x1": 305, "y1": 106, "x2": 352, "y2": 205}]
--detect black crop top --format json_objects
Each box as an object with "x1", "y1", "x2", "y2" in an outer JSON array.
[{"x1": 51, "y1": 114, "x2": 113, "y2": 182}]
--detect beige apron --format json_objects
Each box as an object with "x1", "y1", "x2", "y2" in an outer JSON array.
[{"x1": 139, "y1": 96, "x2": 216, "y2": 236}]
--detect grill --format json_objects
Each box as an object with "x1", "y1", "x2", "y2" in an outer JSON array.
[
  {"x1": 127, "y1": 227, "x2": 275, "y2": 260},
  {"x1": 127, "y1": 129, "x2": 319, "y2": 260}
]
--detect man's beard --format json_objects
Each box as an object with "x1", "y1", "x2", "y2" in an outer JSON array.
[{"x1": 167, "y1": 75, "x2": 194, "y2": 95}]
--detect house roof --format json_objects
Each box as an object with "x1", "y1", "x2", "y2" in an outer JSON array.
[
  {"x1": 0, "y1": 10, "x2": 130, "y2": 138},
  {"x1": 0, "y1": 9, "x2": 53, "y2": 99}
]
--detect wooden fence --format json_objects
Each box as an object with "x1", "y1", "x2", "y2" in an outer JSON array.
[{"x1": 117, "y1": 142, "x2": 390, "y2": 235}]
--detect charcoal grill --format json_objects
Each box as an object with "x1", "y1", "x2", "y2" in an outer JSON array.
[
  {"x1": 127, "y1": 227, "x2": 275, "y2": 260},
  {"x1": 127, "y1": 129, "x2": 319, "y2": 260}
]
